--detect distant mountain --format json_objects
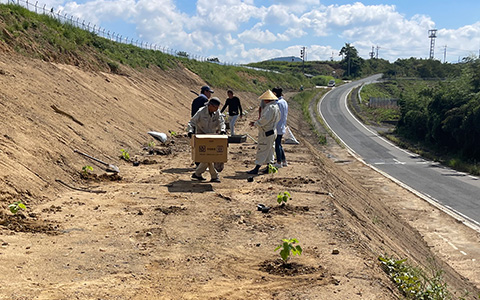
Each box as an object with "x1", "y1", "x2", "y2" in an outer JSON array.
[{"x1": 268, "y1": 56, "x2": 303, "y2": 62}]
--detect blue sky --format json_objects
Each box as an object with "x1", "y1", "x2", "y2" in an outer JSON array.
[{"x1": 7, "y1": 0, "x2": 480, "y2": 64}]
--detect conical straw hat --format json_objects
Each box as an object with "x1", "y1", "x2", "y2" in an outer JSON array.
[{"x1": 258, "y1": 90, "x2": 278, "y2": 100}]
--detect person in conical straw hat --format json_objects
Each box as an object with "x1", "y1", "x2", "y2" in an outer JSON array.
[{"x1": 247, "y1": 90, "x2": 281, "y2": 174}]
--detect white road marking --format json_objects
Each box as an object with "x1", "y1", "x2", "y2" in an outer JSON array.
[{"x1": 435, "y1": 232, "x2": 467, "y2": 255}]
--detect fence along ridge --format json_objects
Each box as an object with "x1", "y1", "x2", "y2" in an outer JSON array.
[{"x1": 3, "y1": 0, "x2": 238, "y2": 66}]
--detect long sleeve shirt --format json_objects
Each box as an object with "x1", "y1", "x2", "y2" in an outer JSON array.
[
  {"x1": 221, "y1": 96, "x2": 243, "y2": 116},
  {"x1": 254, "y1": 101, "x2": 280, "y2": 133},
  {"x1": 191, "y1": 94, "x2": 208, "y2": 117},
  {"x1": 188, "y1": 106, "x2": 226, "y2": 134},
  {"x1": 276, "y1": 97, "x2": 288, "y2": 135}
]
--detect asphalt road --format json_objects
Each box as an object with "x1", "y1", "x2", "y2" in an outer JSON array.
[{"x1": 319, "y1": 74, "x2": 480, "y2": 228}]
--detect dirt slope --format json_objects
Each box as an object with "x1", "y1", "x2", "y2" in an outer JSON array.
[{"x1": 1, "y1": 49, "x2": 479, "y2": 300}]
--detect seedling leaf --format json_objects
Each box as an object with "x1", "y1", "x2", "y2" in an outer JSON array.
[
  {"x1": 275, "y1": 238, "x2": 302, "y2": 264},
  {"x1": 277, "y1": 191, "x2": 291, "y2": 204},
  {"x1": 268, "y1": 164, "x2": 278, "y2": 174},
  {"x1": 8, "y1": 201, "x2": 26, "y2": 214}
]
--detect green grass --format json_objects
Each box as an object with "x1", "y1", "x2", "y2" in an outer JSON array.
[
  {"x1": 379, "y1": 256, "x2": 452, "y2": 300},
  {"x1": 181, "y1": 59, "x2": 312, "y2": 94},
  {"x1": 291, "y1": 89, "x2": 328, "y2": 145},
  {"x1": 357, "y1": 83, "x2": 400, "y2": 124},
  {"x1": 247, "y1": 60, "x2": 342, "y2": 77}
]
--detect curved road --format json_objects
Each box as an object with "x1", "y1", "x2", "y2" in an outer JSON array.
[{"x1": 319, "y1": 74, "x2": 480, "y2": 230}]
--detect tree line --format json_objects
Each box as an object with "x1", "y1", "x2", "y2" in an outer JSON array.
[{"x1": 395, "y1": 59, "x2": 480, "y2": 162}]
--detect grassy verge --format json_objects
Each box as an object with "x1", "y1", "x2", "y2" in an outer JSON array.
[
  {"x1": 291, "y1": 89, "x2": 328, "y2": 145},
  {"x1": 313, "y1": 91, "x2": 344, "y2": 146},
  {"x1": 357, "y1": 83, "x2": 400, "y2": 124},
  {"x1": 378, "y1": 255, "x2": 478, "y2": 300},
  {"x1": 181, "y1": 58, "x2": 312, "y2": 94}
]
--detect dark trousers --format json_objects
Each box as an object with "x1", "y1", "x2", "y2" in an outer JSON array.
[{"x1": 275, "y1": 134, "x2": 285, "y2": 163}]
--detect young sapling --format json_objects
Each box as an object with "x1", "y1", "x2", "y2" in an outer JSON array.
[
  {"x1": 120, "y1": 149, "x2": 130, "y2": 161},
  {"x1": 277, "y1": 191, "x2": 291, "y2": 206},
  {"x1": 147, "y1": 141, "x2": 156, "y2": 148},
  {"x1": 82, "y1": 165, "x2": 93, "y2": 175},
  {"x1": 268, "y1": 164, "x2": 278, "y2": 174},
  {"x1": 274, "y1": 238, "x2": 302, "y2": 264},
  {"x1": 8, "y1": 201, "x2": 26, "y2": 214}
]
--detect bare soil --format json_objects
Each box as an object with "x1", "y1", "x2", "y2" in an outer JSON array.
[{"x1": 1, "y1": 48, "x2": 480, "y2": 300}]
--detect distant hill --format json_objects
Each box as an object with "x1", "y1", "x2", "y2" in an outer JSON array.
[{"x1": 268, "y1": 56, "x2": 303, "y2": 62}]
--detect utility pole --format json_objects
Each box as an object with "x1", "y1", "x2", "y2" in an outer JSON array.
[
  {"x1": 428, "y1": 29, "x2": 437, "y2": 59},
  {"x1": 376, "y1": 46, "x2": 380, "y2": 59},
  {"x1": 443, "y1": 45, "x2": 447, "y2": 63},
  {"x1": 369, "y1": 46, "x2": 375, "y2": 59},
  {"x1": 300, "y1": 46, "x2": 306, "y2": 74}
]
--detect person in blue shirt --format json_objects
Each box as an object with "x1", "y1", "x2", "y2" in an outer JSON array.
[
  {"x1": 191, "y1": 85, "x2": 213, "y2": 117},
  {"x1": 272, "y1": 87, "x2": 288, "y2": 168}
]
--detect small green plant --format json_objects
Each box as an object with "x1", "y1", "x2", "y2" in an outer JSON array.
[
  {"x1": 82, "y1": 165, "x2": 93, "y2": 175},
  {"x1": 147, "y1": 141, "x2": 156, "y2": 148},
  {"x1": 120, "y1": 149, "x2": 130, "y2": 161},
  {"x1": 267, "y1": 164, "x2": 278, "y2": 174},
  {"x1": 378, "y1": 255, "x2": 451, "y2": 299},
  {"x1": 277, "y1": 191, "x2": 291, "y2": 205},
  {"x1": 275, "y1": 238, "x2": 302, "y2": 264},
  {"x1": 168, "y1": 130, "x2": 177, "y2": 137},
  {"x1": 8, "y1": 201, "x2": 26, "y2": 214}
]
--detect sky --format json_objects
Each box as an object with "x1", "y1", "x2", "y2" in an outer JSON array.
[{"x1": 8, "y1": 0, "x2": 480, "y2": 64}]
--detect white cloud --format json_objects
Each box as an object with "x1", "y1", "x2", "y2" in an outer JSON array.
[
  {"x1": 269, "y1": 0, "x2": 320, "y2": 14},
  {"x1": 238, "y1": 23, "x2": 277, "y2": 44},
  {"x1": 59, "y1": 0, "x2": 136, "y2": 23},
  {"x1": 193, "y1": 0, "x2": 262, "y2": 33},
  {"x1": 43, "y1": 0, "x2": 480, "y2": 63}
]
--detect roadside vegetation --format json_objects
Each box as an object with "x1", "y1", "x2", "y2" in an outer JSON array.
[
  {"x1": 291, "y1": 89, "x2": 328, "y2": 145},
  {"x1": 379, "y1": 256, "x2": 453, "y2": 300}
]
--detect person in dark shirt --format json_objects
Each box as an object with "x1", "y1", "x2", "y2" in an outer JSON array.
[
  {"x1": 220, "y1": 90, "x2": 243, "y2": 135},
  {"x1": 191, "y1": 85, "x2": 213, "y2": 117}
]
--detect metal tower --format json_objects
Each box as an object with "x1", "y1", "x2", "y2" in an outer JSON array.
[
  {"x1": 369, "y1": 46, "x2": 375, "y2": 59},
  {"x1": 429, "y1": 29, "x2": 437, "y2": 59}
]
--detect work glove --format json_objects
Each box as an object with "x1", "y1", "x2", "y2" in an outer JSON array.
[{"x1": 188, "y1": 132, "x2": 193, "y2": 138}]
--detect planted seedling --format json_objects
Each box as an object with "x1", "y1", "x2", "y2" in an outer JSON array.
[
  {"x1": 8, "y1": 201, "x2": 26, "y2": 214},
  {"x1": 82, "y1": 165, "x2": 93, "y2": 175},
  {"x1": 168, "y1": 130, "x2": 177, "y2": 137},
  {"x1": 277, "y1": 191, "x2": 291, "y2": 206},
  {"x1": 267, "y1": 164, "x2": 278, "y2": 174},
  {"x1": 275, "y1": 238, "x2": 302, "y2": 264},
  {"x1": 147, "y1": 141, "x2": 156, "y2": 148},
  {"x1": 120, "y1": 149, "x2": 130, "y2": 161}
]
